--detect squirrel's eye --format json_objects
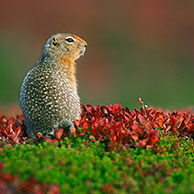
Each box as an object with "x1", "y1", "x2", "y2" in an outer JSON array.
[{"x1": 65, "y1": 37, "x2": 75, "y2": 43}]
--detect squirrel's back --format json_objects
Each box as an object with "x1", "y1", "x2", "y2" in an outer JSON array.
[{"x1": 20, "y1": 33, "x2": 87, "y2": 137}]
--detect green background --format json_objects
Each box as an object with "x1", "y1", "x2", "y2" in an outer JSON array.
[{"x1": 1, "y1": 1, "x2": 194, "y2": 110}]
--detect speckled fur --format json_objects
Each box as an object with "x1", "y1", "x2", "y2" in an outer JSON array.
[{"x1": 20, "y1": 33, "x2": 87, "y2": 137}]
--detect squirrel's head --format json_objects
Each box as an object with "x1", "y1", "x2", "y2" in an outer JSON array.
[{"x1": 42, "y1": 33, "x2": 87, "y2": 61}]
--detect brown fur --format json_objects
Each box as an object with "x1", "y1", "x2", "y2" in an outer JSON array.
[{"x1": 61, "y1": 57, "x2": 77, "y2": 91}]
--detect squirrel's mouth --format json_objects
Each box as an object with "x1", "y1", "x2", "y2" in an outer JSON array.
[
  {"x1": 79, "y1": 47, "x2": 86, "y2": 56},
  {"x1": 74, "y1": 46, "x2": 87, "y2": 61}
]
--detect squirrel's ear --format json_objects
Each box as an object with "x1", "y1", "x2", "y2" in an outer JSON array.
[{"x1": 51, "y1": 38, "x2": 59, "y2": 47}]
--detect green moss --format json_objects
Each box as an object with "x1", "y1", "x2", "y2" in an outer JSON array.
[{"x1": 1, "y1": 134, "x2": 194, "y2": 193}]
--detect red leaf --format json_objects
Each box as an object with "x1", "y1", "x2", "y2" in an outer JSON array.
[
  {"x1": 56, "y1": 128, "x2": 64, "y2": 140},
  {"x1": 138, "y1": 98, "x2": 143, "y2": 104}
]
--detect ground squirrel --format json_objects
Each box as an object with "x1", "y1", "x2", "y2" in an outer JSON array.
[{"x1": 20, "y1": 33, "x2": 87, "y2": 137}]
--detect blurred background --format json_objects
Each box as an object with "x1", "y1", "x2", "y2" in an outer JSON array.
[{"x1": 1, "y1": 0, "x2": 194, "y2": 115}]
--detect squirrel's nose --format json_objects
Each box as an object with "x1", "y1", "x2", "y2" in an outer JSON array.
[
  {"x1": 83, "y1": 42, "x2": 87, "y2": 48},
  {"x1": 78, "y1": 42, "x2": 87, "y2": 49}
]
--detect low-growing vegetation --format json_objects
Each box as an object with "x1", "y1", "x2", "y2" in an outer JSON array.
[{"x1": 1, "y1": 99, "x2": 194, "y2": 193}]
